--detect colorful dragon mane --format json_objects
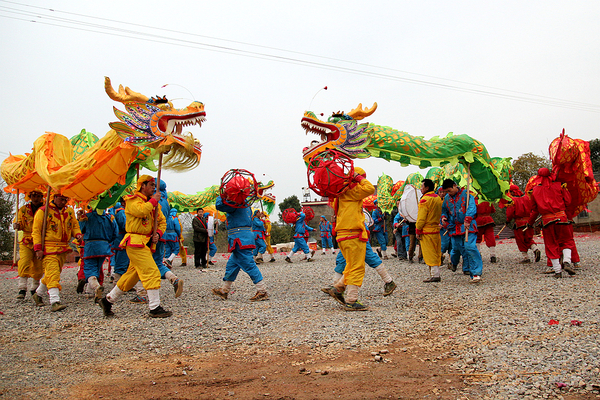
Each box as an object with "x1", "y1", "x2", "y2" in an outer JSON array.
[{"x1": 301, "y1": 103, "x2": 512, "y2": 202}]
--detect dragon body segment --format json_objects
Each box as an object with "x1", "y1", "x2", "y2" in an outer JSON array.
[{"x1": 302, "y1": 103, "x2": 511, "y2": 201}]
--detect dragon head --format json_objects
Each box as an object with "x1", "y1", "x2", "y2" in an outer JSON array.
[
  {"x1": 301, "y1": 103, "x2": 377, "y2": 164},
  {"x1": 104, "y1": 77, "x2": 205, "y2": 159}
]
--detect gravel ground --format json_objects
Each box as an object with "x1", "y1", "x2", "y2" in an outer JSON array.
[{"x1": 0, "y1": 232, "x2": 599, "y2": 399}]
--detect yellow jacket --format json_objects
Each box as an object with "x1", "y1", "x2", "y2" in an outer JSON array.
[
  {"x1": 14, "y1": 203, "x2": 40, "y2": 246},
  {"x1": 120, "y1": 192, "x2": 166, "y2": 248},
  {"x1": 334, "y1": 176, "x2": 375, "y2": 241},
  {"x1": 416, "y1": 192, "x2": 442, "y2": 235},
  {"x1": 32, "y1": 202, "x2": 81, "y2": 255}
]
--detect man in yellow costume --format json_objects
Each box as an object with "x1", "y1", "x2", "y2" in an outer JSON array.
[
  {"x1": 31, "y1": 192, "x2": 82, "y2": 312},
  {"x1": 263, "y1": 213, "x2": 276, "y2": 262},
  {"x1": 325, "y1": 167, "x2": 375, "y2": 311},
  {"x1": 416, "y1": 179, "x2": 443, "y2": 282},
  {"x1": 98, "y1": 175, "x2": 172, "y2": 318},
  {"x1": 13, "y1": 190, "x2": 44, "y2": 299}
]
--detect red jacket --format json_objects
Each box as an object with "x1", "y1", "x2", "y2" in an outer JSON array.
[
  {"x1": 506, "y1": 195, "x2": 533, "y2": 228},
  {"x1": 475, "y1": 201, "x2": 495, "y2": 228},
  {"x1": 528, "y1": 182, "x2": 571, "y2": 226}
]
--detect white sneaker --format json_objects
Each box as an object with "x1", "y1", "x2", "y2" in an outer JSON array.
[{"x1": 470, "y1": 276, "x2": 481, "y2": 283}]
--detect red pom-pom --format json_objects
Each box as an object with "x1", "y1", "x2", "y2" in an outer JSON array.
[
  {"x1": 220, "y1": 169, "x2": 259, "y2": 208},
  {"x1": 282, "y1": 208, "x2": 299, "y2": 224},
  {"x1": 302, "y1": 206, "x2": 315, "y2": 222},
  {"x1": 307, "y1": 150, "x2": 354, "y2": 198}
]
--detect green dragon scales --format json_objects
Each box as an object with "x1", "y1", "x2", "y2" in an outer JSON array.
[{"x1": 301, "y1": 102, "x2": 512, "y2": 201}]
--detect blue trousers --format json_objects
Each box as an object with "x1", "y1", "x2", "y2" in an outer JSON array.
[
  {"x1": 152, "y1": 241, "x2": 171, "y2": 279},
  {"x1": 321, "y1": 236, "x2": 333, "y2": 249},
  {"x1": 223, "y1": 247, "x2": 263, "y2": 284},
  {"x1": 291, "y1": 237, "x2": 310, "y2": 254},
  {"x1": 450, "y1": 233, "x2": 482, "y2": 277},
  {"x1": 209, "y1": 239, "x2": 217, "y2": 257},
  {"x1": 164, "y1": 240, "x2": 180, "y2": 259},
  {"x1": 334, "y1": 240, "x2": 382, "y2": 274},
  {"x1": 441, "y1": 230, "x2": 452, "y2": 254},
  {"x1": 253, "y1": 238, "x2": 267, "y2": 256},
  {"x1": 83, "y1": 257, "x2": 105, "y2": 281},
  {"x1": 373, "y1": 230, "x2": 388, "y2": 251},
  {"x1": 113, "y1": 248, "x2": 130, "y2": 276},
  {"x1": 394, "y1": 231, "x2": 407, "y2": 259}
]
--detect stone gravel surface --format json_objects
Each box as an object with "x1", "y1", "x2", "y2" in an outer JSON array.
[{"x1": 0, "y1": 232, "x2": 599, "y2": 399}]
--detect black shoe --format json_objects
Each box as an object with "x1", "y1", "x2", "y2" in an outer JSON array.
[
  {"x1": 269, "y1": 258, "x2": 276, "y2": 263},
  {"x1": 325, "y1": 287, "x2": 346, "y2": 305},
  {"x1": 99, "y1": 297, "x2": 114, "y2": 317},
  {"x1": 490, "y1": 256, "x2": 497, "y2": 263},
  {"x1": 463, "y1": 271, "x2": 470, "y2": 275},
  {"x1": 208, "y1": 261, "x2": 215, "y2": 266},
  {"x1": 383, "y1": 281, "x2": 397, "y2": 296},
  {"x1": 343, "y1": 301, "x2": 369, "y2": 311},
  {"x1": 562, "y1": 262, "x2": 576, "y2": 276},
  {"x1": 285, "y1": 257, "x2": 292, "y2": 264},
  {"x1": 534, "y1": 249, "x2": 541, "y2": 263},
  {"x1": 376, "y1": 248, "x2": 383, "y2": 258},
  {"x1": 149, "y1": 306, "x2": 172, "y2": 318},
  {"x1": 554, "y1": 272, "x2": 562, "y2": 279},
  {"x1": 76, "y1": 279, "x2": 86, "y2": 294},
  {"x1": 423, "y1": 277, "x2": 441, "y2": 283},
  {"x1": 16, "y1": 290, "x2": 26, "y2": 299}
]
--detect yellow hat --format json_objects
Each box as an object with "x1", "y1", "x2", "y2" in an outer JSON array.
[
  {"x1": 354, "y1": 167, "x2": 366, "y2": 177},
  {"x1": 136, "y1": 175, "x2": 155, "y2": 192}
]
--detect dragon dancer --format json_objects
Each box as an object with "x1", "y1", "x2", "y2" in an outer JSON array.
[
  {"x1": 164, "y1": 208, "x2": 182, "y2": 268},
  {"x1": 505, "y1": 185, "x2": 541, "y2": 264},
  {"x1": 371, "y1": 200, "x2": 389, "y2": 259},
  {"x1": 206, "y1": 212, "x2": 218, "y2": 265},
  {"x1": 263, "y1": 213, "x2": 276, "y2": 262},
  {"x1": 252, "y1": 210, "x2": 267, "y2": 263},
  {"x1": 325, "y1": 167, "x2": 375, "y2": 311},
  {"x1": 32, "y1": 192, "x2": 82, "y2": 312},
  {"x1": 79, "y1": 207, "x2": 118, "y2": 303},
  {"x1": 441, "y1": 179, "x2": 483, "y2": 283},
  {"x1": 13, "y1": 190, "x2": 44, "y2": 300},
  {"x1": 527, "y1": 168, "x2": 577, "y2": 278},
  {"x1": 98, "y1": 175, "x2": 173, "y2": 318},
  {"x1": 319, "y1": 215, "x2": 335, "y2": 255},
  {"x1": 475, "y1": 199, "x2": 498, "y2": 263},
  {"x1": 416, "y1": 179, "x2": 443, "y2": 283},
  {"x1": 285, "y1": 211, "x2": 315, "y2": 263},
  {"x1": 212, "y1": 195, "x2": 269, "y2": 301}
]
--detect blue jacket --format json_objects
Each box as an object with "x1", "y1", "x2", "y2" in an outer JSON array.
[
  {"x1": 319, "y1": 218, "x2": 332, "y2": 238},
  {"x1": 441, "y1": 188, "x2": 478, "y2": 236},
  {"x1": 293, "y1": 212, "x2": 307, "y2": 239},
  {"x1": 372, "y1": 208, "x2": 385, "y2": 232},
  {"x1": 252, "y1": 212, "x2": 266, "y2": 240},
  {"x1": 163, "y1": 208, "x2": 180, "y2": 242},
  {"x1": 216, "y1": 196, "x2": 255, "y2": 251},
  {"x1": 82, "y1": 210, "x2": 118, "y2": 258}
]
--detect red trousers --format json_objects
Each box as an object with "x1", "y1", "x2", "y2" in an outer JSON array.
[
  {"x1": 541, "y1": 223, "x2": 575, "y2": 260},
  {"x1": 476, "y1": 224, "x2": 496, "y2": 247},
  {"x1": 514, "y1": 226, "x2": 536, "y2": 252}
]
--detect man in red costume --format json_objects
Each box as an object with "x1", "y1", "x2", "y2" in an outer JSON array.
[
  {"x1": 527, "y1": 168, "x2": 576, "y2": 278},
  {"x1": 505, "y1": 185, "x2": 541, "y2": 264},
  {"x1": 475, "y1": 199, "x2": 497, "y2": 263}
]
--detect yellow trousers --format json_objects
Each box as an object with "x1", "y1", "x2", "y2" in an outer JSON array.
[
  {"x1": 41, "y1": 253, "x2": 67, "y2": 290},
  {"x1": 339, "y1": 238, "x2": 367, "y2": 287},
  {"x1": 421, "y1": 234, "x2": 441, "y2": 267},
  {"x1": 118, "y1": 245, "x2": 161, "y2": 291},
  {"x1": 18, "y1": 244, "x2": 43, "y2": 280}
]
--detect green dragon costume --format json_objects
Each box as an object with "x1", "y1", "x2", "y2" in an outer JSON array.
[{"x1": 301, "y1": 102, "x2": 511, "y2": 201}]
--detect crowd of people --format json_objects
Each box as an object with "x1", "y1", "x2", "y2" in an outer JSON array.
[{"x1": 12, "y1": 167, "x2": 581, "y2": 316}]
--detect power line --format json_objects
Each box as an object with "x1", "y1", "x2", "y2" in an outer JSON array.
[{"x1": 1, "y1": 2, "x2": 599, "y2": 113}]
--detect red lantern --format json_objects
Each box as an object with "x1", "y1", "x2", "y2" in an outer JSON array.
[
  {"x1": 302, "y1": 206, "x2": 315, "y2": 222},
  {"x1": 220, "y1": 169, "x2": 259, "y2": 208},
  {"x1": 307, "y1": 150, "x2": 354, "y2": 198},
  {"x1": 282, "y1": 208, "x2": 299, "y2": 224}
]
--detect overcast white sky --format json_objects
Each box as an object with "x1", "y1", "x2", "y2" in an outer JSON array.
[{"x1": 1, "y1": 0, "x2": 598, "y2": 208}]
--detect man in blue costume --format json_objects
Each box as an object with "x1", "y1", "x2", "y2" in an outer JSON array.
[
  {"x1": 205, "y1": 212, "x2": 218, "y2": 265},
  {"x1": 441, "y1": 179, "x2": 482, "y2": 282},
  {"x1": 79, "y1": 207, "x2": 118, "y2": 303},
  {"x1": 392, "y1": 211, "x2": 408, "y2": 260},
  {"x1": 212, "y1": 196, "x2": 269, "y2": 301},
  {"x1": 252, "y1": 210, "x2": 267, "y2": 263},
  {"x1": 318, "y1": 215, "x2": 335, "y2": 255},
  {"x1": 285, "y1": 211, "x2": 314, "y2": 263},
  {"x1": 163, "y1": 208, "x2": 181, "y2": 268},
  {"x1": 371, "y1": 200, "x2": 389, "y2": 259}
]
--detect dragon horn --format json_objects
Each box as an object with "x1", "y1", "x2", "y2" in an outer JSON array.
[
  {"x1": 104, "y1": 76, "x2": 149, "y2": 103},
  {"x1": 347, "y1": 102, "x2": 378, "y2": 120}
]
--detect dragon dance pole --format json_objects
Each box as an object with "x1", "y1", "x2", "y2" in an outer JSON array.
[
  {"x1": 12, "y1": 189, "x2": 19, "y2": 268},
  {"x1": 39, "y1": 186, "x2": 51, "y2": 258},
  {"x1": 152, "y1": 153, "x2": 164, "y2": 246},
  {"x1": 464, "y1": 165, "x2": 471, "y2": 241}
]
